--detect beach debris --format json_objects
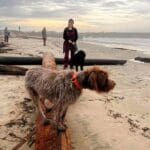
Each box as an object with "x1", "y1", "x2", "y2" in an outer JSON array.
[
  {"x1": 5, "y1": 116, "x2": 27, "y2": 128},
  {"x1": 20, "y1": 98, "x2": 35, "y2": 113},
  {"x1": 2, "y1": 96, "x2": 36, "y2": 149},
  {"x1": 113, "y1": 96, "x2": 125, "y2": 101},
  {"x1": 11, "y1": 127, "x2": 36, "y2": 150},
  {"x1": 107, "y1": 109, "x2": 150, "y2": 138},
  {"x1": 88, "y1": 98, "x2": 105, "y2": 102},
  {"x1": 142, "y1": 127, "x2": 150, "y2": 132},
  {"x1": 0, "y1": 42, "x2": 7, "y2": 48},
  {"x1": 4, "y1": 96, "x2": 35, "y2": 128},
  {"x1": 0, "y1": 42, "x2": 13, "y2": 53},
  {"x1": 141, "y1": 127, "x2": 150, "y2": 139},
  {"x1": 24, "y1": 97, "x2": 32, "y2": 102},
  {"x1": 135, "y1": 57, "x2": 150, "y2": 63},
  {"x1": 0, "y1": 65, "x2": 28, "y2": 75},
  {"x1": 0, "y1": 48, "x2": 14, "y2": 53},
  {"x1": 112, "y1": 113, "x2": 122, "y2": 119},
  {"x1": 108, "y1": 109, "x2": 122, "y2": 119},
  {"x1": 114, "y1": 47, "x2": 136, "y2": 51},
  {"x1": 128, "y1": 118, "x2": 140, "y2": 129},
  {"x1": 106, "y1": 97, "x2": 114, "y2": 103},
  {"x1": 141, "y1": 132, "x2": 150, "y2": 139},
  {"x1": 8, "y1": 132, "x2": 24, "y2": 141}
]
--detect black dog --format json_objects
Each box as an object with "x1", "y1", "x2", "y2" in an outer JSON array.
[{"x1": 72, "y1": 50, "x2": 86, "y2": 71}]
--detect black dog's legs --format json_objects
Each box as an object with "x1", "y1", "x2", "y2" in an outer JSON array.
[
  {"x1": 80, "y1": 65, "x2": 83, "y2": 71},
  {"x1": 76, "y1": 65, "x2": 78, "y2": 72}
]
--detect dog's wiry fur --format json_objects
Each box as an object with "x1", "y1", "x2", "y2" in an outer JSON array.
[
  {"x1": 25, "y1": 66, "x2": 115, "y2": 130},
  {"x1": 25, "y1": 68, "x2": 81, "y2": 105}
]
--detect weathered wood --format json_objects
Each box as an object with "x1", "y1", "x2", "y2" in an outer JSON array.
[
  {"x1": 135, "y1": 57, "x2": 150, "y2": 63},
  {"x1": 84, "y1": 59, "x2": 126, "y2": 65},
  {"x1": 61, "y1": 128, "x2": 72, "y2": 150},
  {"x1": 42, "y1": 53, "x2": 57, "y2": 70},
  {"x1": 0, "y1": 65, "x2": 28, "y2": 75},
  {"x1": 0, "y1": 48, "x2": 14, "y2": 53},
  {"x1": 35, "y1": 52, "x2": 72, "y2": 150},
  {"x1": 0, "y1": 56, "x2": 42, "y2": 65},
  {"x1": 0, "y1": 56, "x2": 127, "y2": 65},
  {"x1": 0, "y1": 42, "x2": 11, "y2": 53}
]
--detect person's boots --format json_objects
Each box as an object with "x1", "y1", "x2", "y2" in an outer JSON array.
[{"x1": 64, "y1": 65, "x2": 68, "y2": 70}]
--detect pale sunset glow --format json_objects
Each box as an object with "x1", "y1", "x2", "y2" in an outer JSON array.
[{"x1": 0, "y1": 0, "x2": 150, "y2": 32}]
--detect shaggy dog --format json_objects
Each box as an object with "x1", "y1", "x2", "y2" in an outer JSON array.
[
  {"x1": 25, "y1": 66, "x2": 115, "y2": 131},
  {"x1": 72, "y1": 50, "x2": 86, "y2": 71}
]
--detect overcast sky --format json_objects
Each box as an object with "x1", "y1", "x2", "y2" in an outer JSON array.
[{"x1": 0, "y1": 0, "x2": 150, "y2": 32}]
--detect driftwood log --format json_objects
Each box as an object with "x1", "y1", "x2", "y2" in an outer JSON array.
[
  {"x1": 0, "y1": 65, "x2": 28, "y2": 75},
  {"x1": 0, "y1": 42, "x2": 11, "y2": 53},
  {"x1": 0, "y1": 42, "x2": 7, "y2": 48},
  {"x1": 0, "y1": 48, "x2": 14, "y2": 53},
  {"x1": 135, "y1": 57, "x2": 150, "y2": 63},
  {"x1": 35, "y1": 53, "x2": 72, "y2": 150},
  {"x1": 0, "y1": 56, "x2": 127, "y2": 65}
]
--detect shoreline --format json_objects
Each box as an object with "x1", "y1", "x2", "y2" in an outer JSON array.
[{"x1": 81, "y1": 37, "x2": 150, "y2": 57}]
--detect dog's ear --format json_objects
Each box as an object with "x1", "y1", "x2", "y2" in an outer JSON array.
[
  {"x1": 97, "y1": 71, "x2": 108, "y2": 88},
  {"x1": 88, "y1": 72, "x2": 99, "y2": 90},
  {"x1": 88, "y1": 70, "x2": 108, "y2": 91},
  {"x1": 97, "y1": 71, "x2": 116, "y2": 92}
]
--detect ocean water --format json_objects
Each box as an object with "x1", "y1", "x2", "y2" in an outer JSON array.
[{"x1": 83, "y1": 37, "x2": 150, "y2": 55}]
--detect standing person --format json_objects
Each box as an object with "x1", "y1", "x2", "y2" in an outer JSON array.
[
  {"x1": 42, "y1": 27, "x2": 47, "y2": 46},
  {"x1": 63, "y1": 19, "x2": 78, "y2": 69},
  {"x1": 4, "y1": 27, "x2": 10, "y2": 43},
  {"x1": 19, "y1": 26, "x2": 21, "y2": 32}
]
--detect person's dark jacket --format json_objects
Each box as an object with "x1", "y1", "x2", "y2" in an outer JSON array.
[{"x1": 63, "y1": 27, "x2": 78, "y2": 42}]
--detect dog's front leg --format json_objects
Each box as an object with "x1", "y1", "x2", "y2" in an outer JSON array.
[
  {"x1": 60, "y1": 105, "x2": 68, "y2": 122},
  {"x1": 57, "y1": 105, "x2": 69, "y2": 131},
  {"x1": 53, "y1": 103, "x2": 68, "y2": 132}
]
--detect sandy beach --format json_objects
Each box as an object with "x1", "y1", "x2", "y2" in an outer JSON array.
[{"x1": 0, "y1": 35, "x2": 150, "y2": 150}]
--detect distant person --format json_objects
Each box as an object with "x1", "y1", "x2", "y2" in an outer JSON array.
[
  {"x1": 4, "y1": 27, "x2": 10, "y2": 43},
  {"x1": 63, "y1": 19, "x2": 78, "y2": 69},
  {"x1": 19, "y1": 26, "x2": 21, "y2": 32},
  {"x1": 42, "y1": 27, "x2": 47, "y2": 46}
]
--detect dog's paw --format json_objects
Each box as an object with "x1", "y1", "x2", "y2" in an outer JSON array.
[{"x1": 57, "y1": 123, "x2": 67, "y2": 132}]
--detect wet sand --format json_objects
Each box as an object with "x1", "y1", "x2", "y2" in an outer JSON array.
[{"x1": 0, "y1": 36, "x2": 150, "y2": 150}]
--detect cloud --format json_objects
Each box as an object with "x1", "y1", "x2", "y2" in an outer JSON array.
[
  {"x1": 0, "y1": 0, "x2": 90, "y2": 19},
  {"x1": 101, "y1": 1, "x2": 126, "y2": 8},
  {"x1": 0, "y1": 0, "x2": 150, "y2": 32}
]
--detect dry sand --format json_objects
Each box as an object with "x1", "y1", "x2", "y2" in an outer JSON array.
[{"x1": 0, "y1": 36, "x2": 150, "y2": 150}]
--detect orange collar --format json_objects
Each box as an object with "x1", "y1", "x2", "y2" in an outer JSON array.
[{"x1": 72, "y1": 73, "x2": 82, "y2": 90}]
